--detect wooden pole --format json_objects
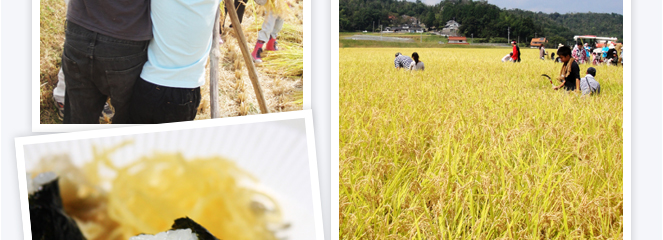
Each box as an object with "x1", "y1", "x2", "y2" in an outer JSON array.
[
  {"x1": 210, "y1": 9, "x2": 221, "y2": 118},
  {"x1": 224, "y1": 0, "x2": 270, "y2": 114}
]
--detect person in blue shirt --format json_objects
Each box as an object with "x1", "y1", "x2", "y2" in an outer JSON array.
[
  {"x1": 128, "y1": 0, "x2": 221, "y2": 123},
  {"x1": 601, "y1": 44, "x2": 609, "y2": 59}
]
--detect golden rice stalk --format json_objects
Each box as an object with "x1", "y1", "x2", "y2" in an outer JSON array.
[
  {"x1": 236, "y1": 92, "x2": 247, "y2": 104},
  {"x1": 286, "y1": 90, "x2": 303, "y2": 107},
  {"x1": 261, "y1": 45, "x2": 303, "y2": 76},
  {"x1": 271, "y1": 78, "x2": 286, "y2": 96},
  {"x1": 263, "y1": 0, "x2": 292, "y2": 17},
  {"x1": 234, "y1": 79, "x2": 245, "y2": 91},
  {"x1": 246, "y1": 22, "x2": 302, "y2": 45},
  {"x1": 239, "y1": 102, "x2": 249, "y2": 116},
  {"x1": 235, "y1": 69, "x2": 243, "y2": 79},
  {"x1": 275, "y1": 23, "x2": 303, "y2": 44}
]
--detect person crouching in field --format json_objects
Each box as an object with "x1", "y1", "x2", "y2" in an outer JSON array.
[
  {"x1": 501, "y1": 52, "x2": 513, "y2": 62},
  {"x1": 409, "y1": 52, "x2": 424, "y2": 71},
  {"x1": 128, "y1": 0, "x2": 220, "y2": 123},
  {"x1": 553, "y1": 46, "x2": 580, "y2": 92},
  {"x1": 394, "y1": 52, "x2": 413, "y2": 70},
  {"x1": 62, "y1": 0, "x2": 151, "y2": 124},
  {"x1": 580, "y1": 67, "x2": 601, "y2": 95}
]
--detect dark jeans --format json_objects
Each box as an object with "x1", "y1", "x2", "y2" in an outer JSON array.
[
  {"x1": 62, "y1": 21, "x2": 149, "y2": 124},
  {"x1": 128, "y1": 78, "x2": 201, "y2": 124},
  {"x1": 221, "y1": 0, "x2": 247, "y2": 34}
]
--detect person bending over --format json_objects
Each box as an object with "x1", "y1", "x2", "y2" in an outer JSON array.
[
  {"x1": 553, "y1": 46, "x2": 580, "y2": 92},
  {"x1": 394, "y1": 52, "x2": 413, "y2": 70},
  {"x1": 501, "y1": 52, "x2": 513, "y2": 62},
  {"x1": 128, "y1": 0, "x2": 221, "y2": 123},
  {"x1": 580, "y1": 67, "x2": 601, "y2": 95},
  {"x1": 409, "y1": 52, "x2": 424, "y2": 71}
]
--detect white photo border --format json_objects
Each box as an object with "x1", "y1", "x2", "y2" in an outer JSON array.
[
  {"x1": 17, "y1": 110, "x2": 324, "y2": 240},
  {"x1": 31, "y1": 0, "x2": 312, "y2": 132}
]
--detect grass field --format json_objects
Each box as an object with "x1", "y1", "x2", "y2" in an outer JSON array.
[
  {"x1": 339, "y1": 32, "x2": 509, "y2": 48},
  {"x1": 39, "y1": 0, "x2": 303, "y2": 124},
  {"x1": 340, "y1": 48, "x2": 623, "y2": 239}
]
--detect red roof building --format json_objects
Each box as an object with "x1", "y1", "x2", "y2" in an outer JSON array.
[
  {"x1": 448, "y1": 36, "x2": 469, "y2": 44},
  {"x1": 530, "y1": 37, "x2": 547, "y2": 47}
]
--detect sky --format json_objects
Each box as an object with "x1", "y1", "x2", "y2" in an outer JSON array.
[{"x1": 411, "y1": 0, "x2": 623, "y2": 15}]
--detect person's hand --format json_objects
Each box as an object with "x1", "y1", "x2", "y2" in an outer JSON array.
[{"x1": 553, "y1": 86, "x2": 559, "y2": 90}]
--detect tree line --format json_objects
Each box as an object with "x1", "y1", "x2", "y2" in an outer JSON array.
[{"x1": 339, "y1": 0, "x2": 623, "y2": 47}]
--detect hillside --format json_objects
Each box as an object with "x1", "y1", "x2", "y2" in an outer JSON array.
[
  {"x1": 339, "y1": 0, "x2": 623, "y2": 46},
  {"x1": 507, "y1": 9, "x2": 623, "y2": 40}
]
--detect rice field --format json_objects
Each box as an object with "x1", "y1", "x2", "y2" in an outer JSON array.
[{"x1": 339, "y1": 48, "x2": 623, "y2": 239}]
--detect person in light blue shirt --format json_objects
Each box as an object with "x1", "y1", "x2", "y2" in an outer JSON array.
[{"x1": 129, "y1": 0, "x2": 221, "y2": 123}]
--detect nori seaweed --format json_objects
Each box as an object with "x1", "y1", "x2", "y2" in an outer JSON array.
[
  {"x1": 28, "y1": 178, "x2": 86, "y2": 240},
  {"x1": 171, "y1": 217, "x2": 220, "y2": 240}
]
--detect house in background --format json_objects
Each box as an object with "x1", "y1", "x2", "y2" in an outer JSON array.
[
  {"x1": 441, "y1": 20, "x2": 461, "y2": 36},
  {"x1": 530, "y1": 37, "x2": 547, "y2": 47},
  {"x1": 448, "y1": 36, "x2": 468, "y2": 44}
]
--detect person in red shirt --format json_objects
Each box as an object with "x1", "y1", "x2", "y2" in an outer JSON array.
[{"x1": 511, "y1": 41, "x2": 521, "y2": 62}]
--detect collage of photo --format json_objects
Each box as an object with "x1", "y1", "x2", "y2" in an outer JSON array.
[{"x1": 8, "y1": 0, "x2": 631, "y2": 239}]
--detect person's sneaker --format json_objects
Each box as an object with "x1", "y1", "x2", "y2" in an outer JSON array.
[
  {"x1": 53, "y1": 99, "x2": 64, "y2": 120},
  {"x1": 265, "y1": 37, "x2": 278, "y2": 51},
  {"x1": 99, "y1": 103, "x2": 114, "y2": 121}
]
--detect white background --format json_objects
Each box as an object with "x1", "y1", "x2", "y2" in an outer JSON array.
[
  {"x1": 0, "y1": 0, "x2": 331, "y2": 239},
  {"x1": 0, "y1": 0, "x2": 661, "y2": 240}
]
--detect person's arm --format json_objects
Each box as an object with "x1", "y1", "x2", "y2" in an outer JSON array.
[{"x1": 554, "y1": 80, "x2": 565, "y2": 90}]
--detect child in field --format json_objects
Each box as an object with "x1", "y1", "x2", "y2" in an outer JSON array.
[
  {"x1": 409, "y1": 52, "x2": 424, "y2": 71},
  {"x1": 552, "y1": 46, "x2": 580, "y2": 92},
  {"x1": 501, "y1": 52, "x2": 513, "y2": 62},
  {"x1": 580, "y1": 67, "x2": 601, "y2": 95},
  {"x1": 251, "y1": 1, "x2": 285, "y2": 63}
]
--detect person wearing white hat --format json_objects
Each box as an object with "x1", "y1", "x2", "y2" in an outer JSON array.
[{"x1": 605, "y1": 44, "x2": 618, "y2": 65}]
